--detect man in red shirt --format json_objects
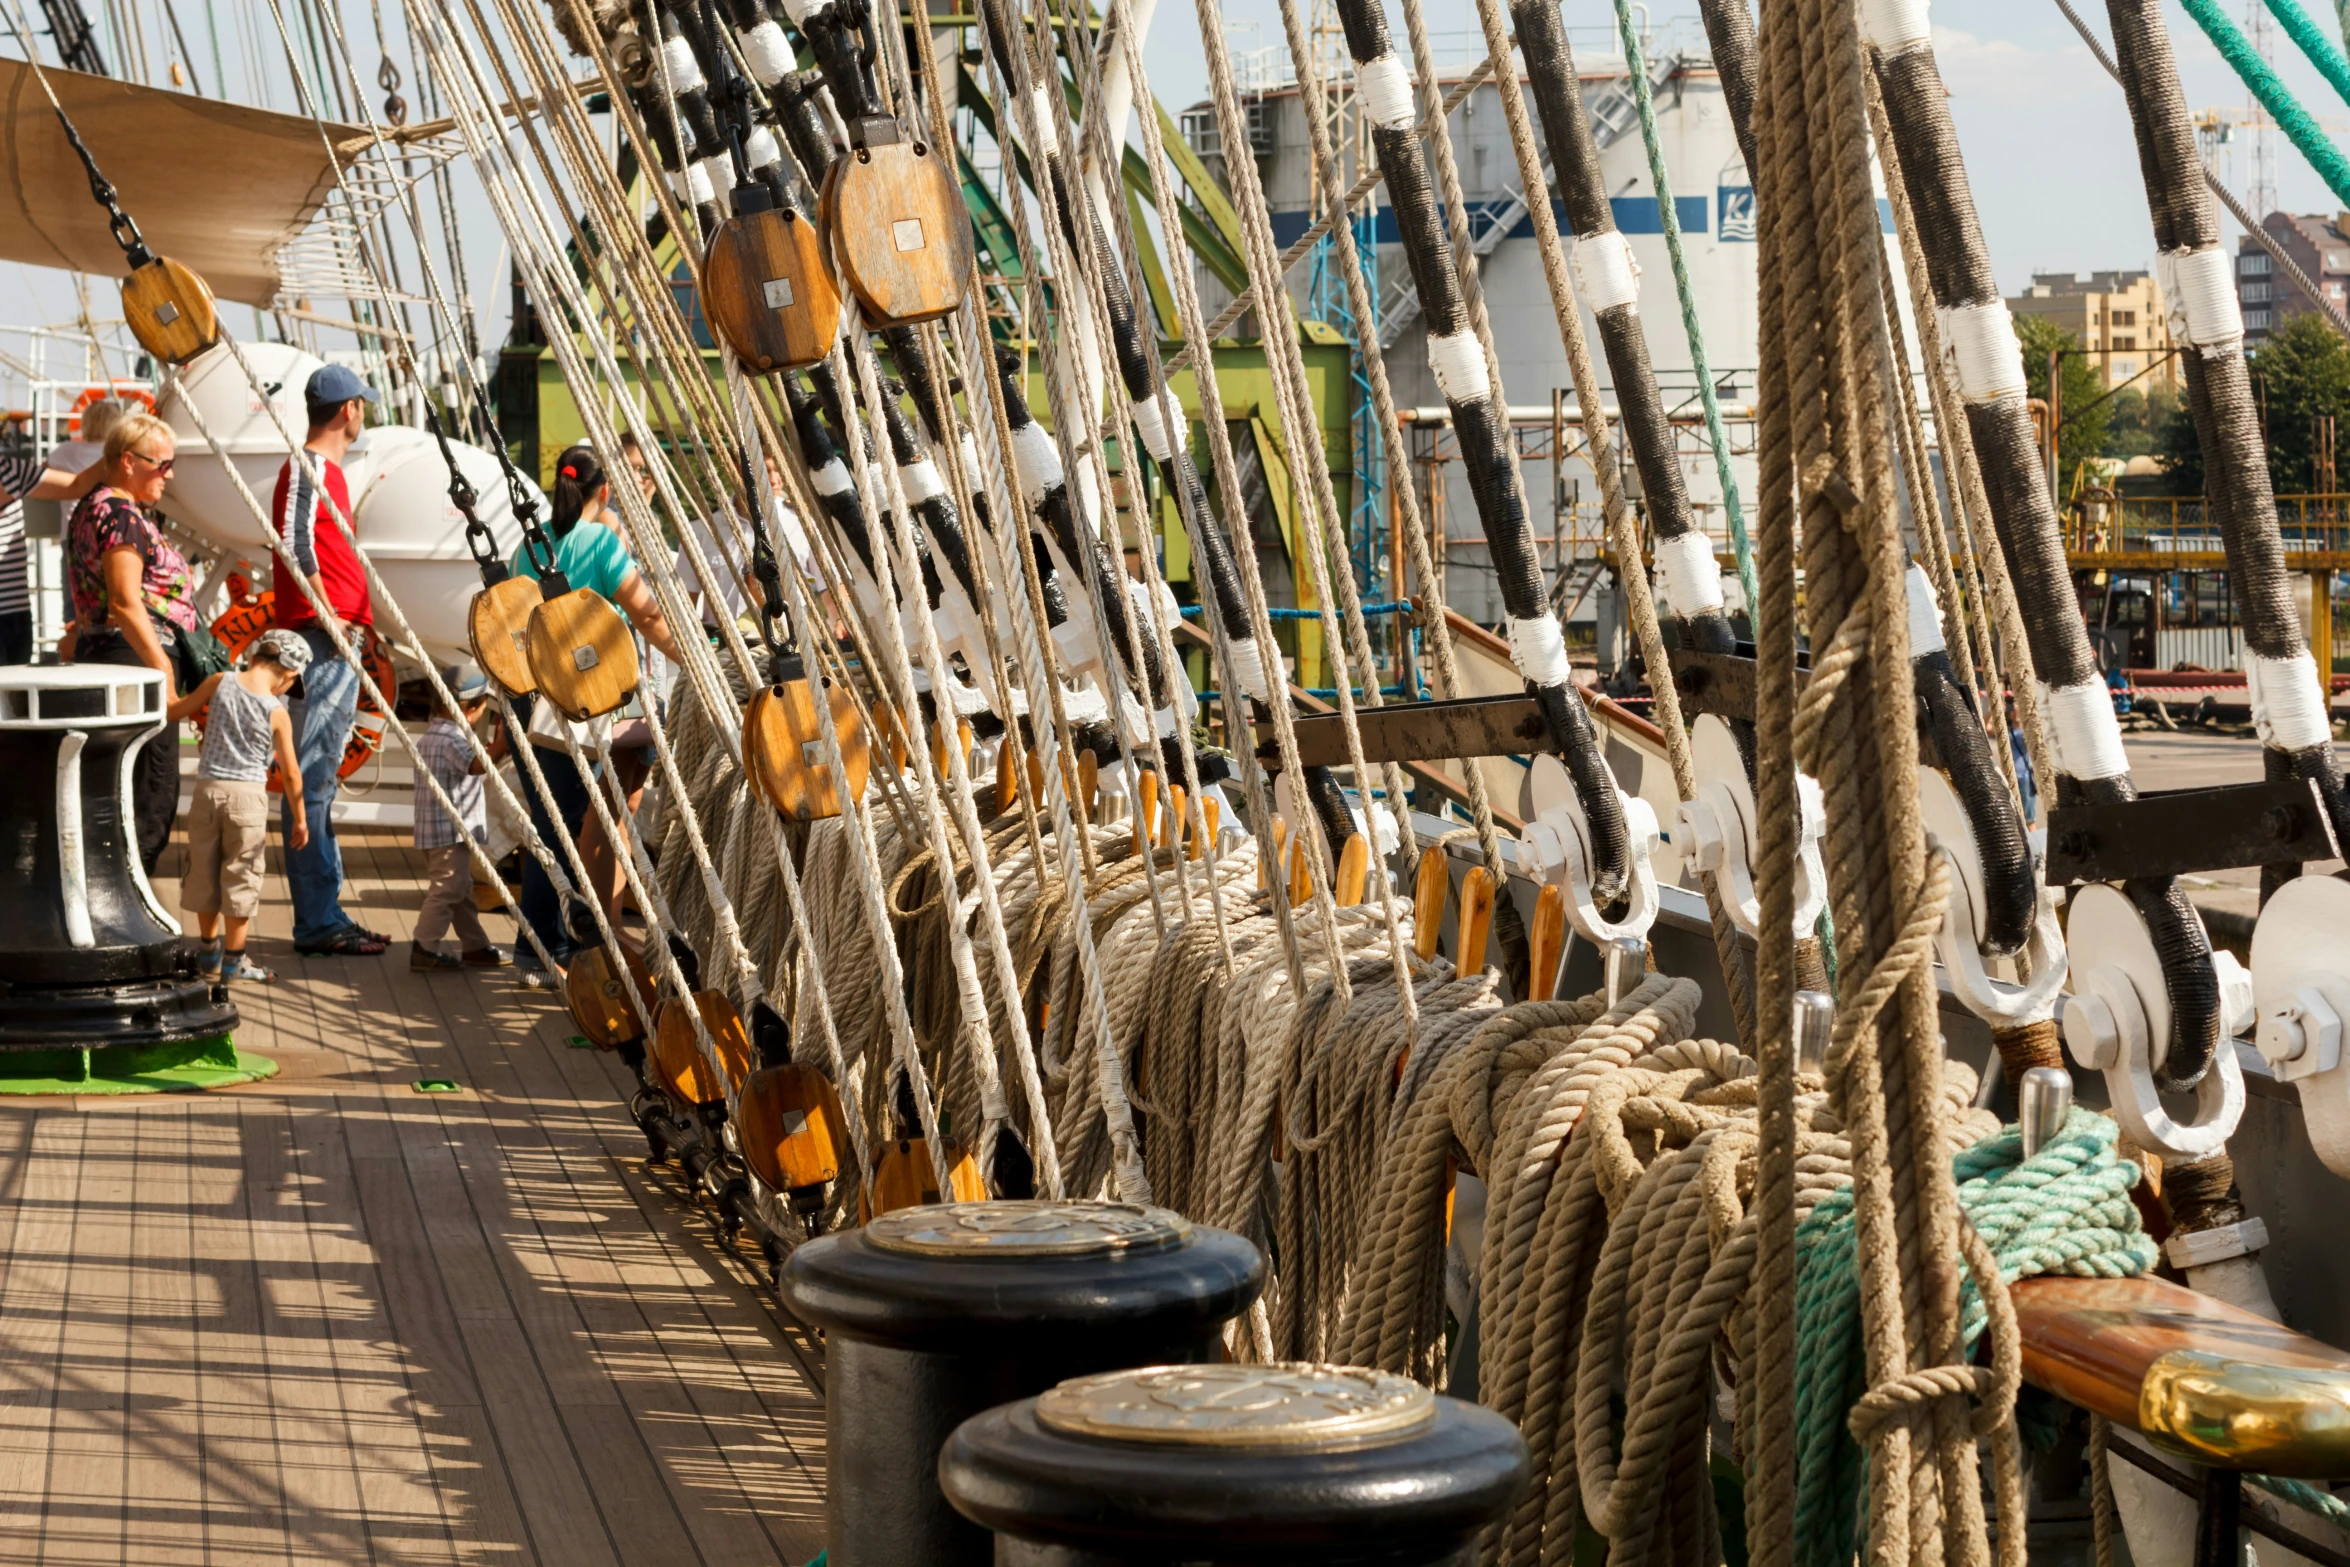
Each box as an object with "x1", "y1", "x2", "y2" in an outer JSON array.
[{"x1": 269, "y1": 365, "x2": 383, "y2": 956}]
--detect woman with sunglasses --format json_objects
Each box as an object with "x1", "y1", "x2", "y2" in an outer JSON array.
[{"x1": 65, "y1": 413, "x2": 204, "y2": 870}]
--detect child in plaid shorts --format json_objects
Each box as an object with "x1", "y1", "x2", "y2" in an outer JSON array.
[{"x1": 411, "y1": 666, "x2": 509, "y2": 972}]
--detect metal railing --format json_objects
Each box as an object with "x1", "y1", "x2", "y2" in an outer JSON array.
[{"x1": 2071, "y1": 495, "x2": 2350, "y2": 556}]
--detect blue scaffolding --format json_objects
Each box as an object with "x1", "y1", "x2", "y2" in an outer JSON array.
[{"x1": 1305, "y1": 207, "x2": 1386, "y2": 632}]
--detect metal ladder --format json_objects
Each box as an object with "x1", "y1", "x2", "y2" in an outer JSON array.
[{"x1": 1373, "y1": 49, "x2": 1684, "y2": 349}]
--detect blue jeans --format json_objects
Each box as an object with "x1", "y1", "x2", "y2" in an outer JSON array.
[
  {"x1": 283, "y1": 627, "x2": 360, "y2": 945},
  {"x1": 515, "y1": 728, "x2": 597, "y2": 969}
]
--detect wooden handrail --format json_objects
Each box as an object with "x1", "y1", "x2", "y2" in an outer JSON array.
[{"x1": 2014, "y1": 1275, "x2": 2350, "y2": 1477}]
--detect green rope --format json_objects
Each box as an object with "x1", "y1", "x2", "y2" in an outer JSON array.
[
  {"x1": 2269, "y1": 0, "x2": 2350, "y2": 115},
  {"x1": 1606, "y1": 0, "x2": 1760, "y2": 620},
  {"x1": 2182, "y1": 0, "x2": 2350, "y2": 206},
  {"x1": 1792, "y1": 1109, "x2": 2158, "y2": 1567},
  {"x1": 2251, "y1": 1471, "x2": 2350, "y2": 1528}
]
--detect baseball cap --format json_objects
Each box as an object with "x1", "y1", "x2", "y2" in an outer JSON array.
[
  {"x1": 304, "y1": 364, "x2": 378, "y2": 408},
  {"x1": 444, "y1": 663, "x2": 490, "y2": 699},
  {"x1": 248, "y1": 628, "x2": 314, "y2": 672}
]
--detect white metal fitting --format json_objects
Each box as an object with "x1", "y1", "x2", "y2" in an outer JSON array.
[
  {"x1": 1520, "y1": 754, "x2": 1660, "y2": 946},
  {"x1": 2250, "y1": 876, "x2": 2350, "y2": 1177}
]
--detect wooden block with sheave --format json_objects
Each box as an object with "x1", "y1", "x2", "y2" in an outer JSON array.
[
  {"x1": 121, "y1": 255, "x2": 220, "y2": 364},
  {"x1": 526, "y1": 588, "x2": 639, "y2": 720},
  {"x1": 469, "y1": 575, "x2": 543, "y2": 695},
  {"x1": 701, "y1": 205, "x2": 841, "y2": 372},
  {"x1": 820, "y1": 133, "x2": 972, "y2": 326},
  {"x1": 745, "y1": 674, "x2": 869, "y2": 820}
]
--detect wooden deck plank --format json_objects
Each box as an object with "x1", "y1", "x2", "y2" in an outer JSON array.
[
  {"x1": 124, "y1": 1107, "x2": 208, "y2": 1566},
  {"x1": 0, "y1": 826, "x2": 827, "y2": 1567}
]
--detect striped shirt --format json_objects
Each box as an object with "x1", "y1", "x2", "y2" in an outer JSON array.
[
  {"x1": 413, "y1": 716, "x2": 485, "y2": 851},
  {"x1": 0, "y1": 453, "x2": 40, "y2": 617}
]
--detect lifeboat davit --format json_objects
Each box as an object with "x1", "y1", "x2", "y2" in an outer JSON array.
[{"x1": 157, "y1": 341, "x2": 540, "y2": 665}]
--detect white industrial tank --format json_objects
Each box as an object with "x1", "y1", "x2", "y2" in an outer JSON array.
[{"x1": 156, "y1": 342, "x2": 540, "y2": 664}]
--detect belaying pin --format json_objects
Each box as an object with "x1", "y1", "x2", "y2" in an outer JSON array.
[
  {"x1": 2017, "y1": 1066, "x2": 2073, "y2": 1159},
  {"x1": 1604, "y1": 937, "x2": 1645, "y2": 1006},
  {"x1": 1793, "y1": 990, "x2": 1834, "y2": 1075}
]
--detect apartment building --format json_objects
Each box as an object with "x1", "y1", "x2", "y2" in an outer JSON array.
[
  {"x1": 2240, "y1": 212, "x2": 2350, "y2": 342},
  {"x1": 2005, "y1": 270, "x2": 2176, "y2": 389}
]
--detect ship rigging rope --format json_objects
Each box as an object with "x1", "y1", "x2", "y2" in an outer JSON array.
[
  {"x1": 407, "y1": 0, "x2": 989, "y2": 1196},
  {"x1": 2180, "y1": 0, "x2": 2350, "y2": 204}
]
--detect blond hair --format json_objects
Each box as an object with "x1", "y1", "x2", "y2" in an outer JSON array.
[
  {"x1": 104, "y1": 412, "x2": 173, "y2": 464},
  {"x1": 78, "y1": 398, "x2": 133, "y2": 448}
]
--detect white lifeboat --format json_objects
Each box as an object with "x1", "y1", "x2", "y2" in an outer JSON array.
[{"x1": 157, "y1": 341, "x2": 539, "y2": 664}]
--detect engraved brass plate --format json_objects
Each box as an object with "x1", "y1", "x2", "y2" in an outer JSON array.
[
  {"x1": 865, "y1": 1199, "x2": 1190, "y2": 1258},
  {"x1": 1035, "y1": 1363, "x2": 1436, "y2": 1449},
  {"x1": 2140, "y1": 1349, "x2": 2350, "y2": 1475}
]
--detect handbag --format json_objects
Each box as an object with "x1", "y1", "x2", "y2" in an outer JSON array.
[{"x1": 171, "y1": 618, "x2": 234, "y2": 689}]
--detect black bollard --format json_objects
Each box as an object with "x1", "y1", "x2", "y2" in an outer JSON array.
[
  {"x1": 941, "y1": 1362, "x2": 1529, "y2": 1565},
  {"x1": 0, "y1": 667, "x2": 238, "y2": 1081},
  {"x1": 783, "y1": 1200, "x2": 1263, "y2": 1567}
]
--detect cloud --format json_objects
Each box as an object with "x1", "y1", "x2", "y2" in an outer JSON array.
[{"x1": 1929, "y1": 23, "x2": 2094, "y2": 106}]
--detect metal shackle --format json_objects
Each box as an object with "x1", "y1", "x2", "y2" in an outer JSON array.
[{"x1": 782, "y1": 1200, "x2": 1264, "y2": 1566}]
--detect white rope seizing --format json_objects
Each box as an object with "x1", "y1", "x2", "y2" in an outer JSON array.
[
  {"x1": 2245, "y1": 649, "x2": 2333, "y2": 752},
  {"x1": 1654, "y1": 531, "x2": 1726, "y2": 617},
  {"x1": 1936, "y1": 302, "x2": 2031, "y2": 406},
  {"x1": 1571, "y1": 230, "x2": 1642, "y2": 314},
  {"x1": 2039, "y1": 678, "x2": 2133, "y2": 781},
  {"x1": 2157, "y1": 246, "x2": 2245, "y2": 355}
]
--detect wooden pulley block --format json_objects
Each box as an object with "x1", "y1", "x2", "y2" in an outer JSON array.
[
  {"x1": 1412, "y1": 846, "x2": 1449, "y2": 961},
  {"x1": 870, "y1": 698, "x2": 911, "y2": 772},
  {"x1": 745, "y1": 670, "x2": 869, "y2": 821},
  {"x1": 1335, "y1": 833, "x2": 1370, "y2": 908},
  {"x1": 1529, "y1": 883, "x2": 1568, "y2": 1002},
  {"x1": 818, "y1": 120, "x2": 973, "y2": 326},
  {"x1": 862, "y1": 1138, "x2": 986, "y2": 1219},
  {"x1": 651, "y1": 990, "x2": 757, "y2": 1109},
  {"x1": 469, "y1": 575, "x2": 543, "y2": 695},
  {"x1": 1456, "y1": 867, "x2": 1495, "y2": 978},
  {"x1": 566, "y1": 940, "x2": 656, "y2": 1048},
  {"x1": 737, "y1": 1061, "x2": 849, "y2": 1193},
  {"x1": 700, "y1": 200, "x2": 842, "y2": 373},
  {"x1": 526, "y1": 589, "x2": 639, "y2": 720},
  {"x1": 1260, "y1": 814, "x2": 1286, "y2": 890},
  {"x1": 121, "y1": 254, "x2": 220, "y2": 364}
]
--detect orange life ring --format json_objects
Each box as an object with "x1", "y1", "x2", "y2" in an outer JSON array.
[
  {"x1": 68, "y1": 384, "x2": 156, "y2": 434},
  {"x1": 204, "y1": 589, "x2": 397, "y2": 790}
]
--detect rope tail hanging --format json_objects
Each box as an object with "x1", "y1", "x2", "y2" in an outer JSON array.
[
  {"x1": 1330, "y1": 0, "x2": 1634, "y2": 902},
  {"x1": 1752, "y1": 0, "x2": 2020, "y2": 1560},
  {"x1": 1864, "y1": 0, "x2": 2224, "y2": 1091}
]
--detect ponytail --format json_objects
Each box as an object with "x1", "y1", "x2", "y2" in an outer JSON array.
[{"x1": 549, "y1": 444, "x2": 606, "y2": 540}]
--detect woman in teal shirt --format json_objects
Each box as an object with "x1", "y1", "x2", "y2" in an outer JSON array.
[{"x1": 510, "y1": 443, "x2": 685, "y2": 971}]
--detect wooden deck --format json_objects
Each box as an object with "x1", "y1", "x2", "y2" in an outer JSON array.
[{"x1": 0, "y1": 824, "x2": 826, "y2": 1566}]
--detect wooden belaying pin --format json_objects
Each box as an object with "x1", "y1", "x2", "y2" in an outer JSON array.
[
  {"x1": 1335, "y1": 834, "x2": 1369, "y2": 908},
  {"x1": 1166, "y1": 785, "x2": 1187, "y2": 854},
  {"x1": 1456, "y1": 868, "x2": 1494, "y2": 977},
  {"x1": 1077, "y1": 749, "x2": 1099, "y2": 818},
  {"x1": 995, "y1": 742, "x2": 1024, "y2": 815},
  {"x1": 1137, "y1": 770, "x2": 1162, "y2": 860},
  {"x1": 1287, "y1": 830, "x2": 1311, "y2": 909},
  {"x1": 1529, "y1": 883, "x2": 1568, "y2": 1002},
  {"x1": 1193, "y1": 796, "x2": 1219, "y2": 861},
  {"x1": 1412, "y1": 847, "x2": 1448, "y2": 961}
]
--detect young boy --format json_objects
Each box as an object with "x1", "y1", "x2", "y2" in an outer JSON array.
[
  {"x1": 166, "y1": 629, "x2": 311, "y2": 982},
  {"x1": 411, "y1": 666, "x2": 509, "y2": 972}
]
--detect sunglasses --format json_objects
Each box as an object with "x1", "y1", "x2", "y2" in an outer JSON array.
[{"x1": 125, "y1": 451, "x2": 176, "y2": 477}]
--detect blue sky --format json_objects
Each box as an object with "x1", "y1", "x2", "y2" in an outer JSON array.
[{"x1": 4, "y1": 0, "x2": 2348, "y2": 342}]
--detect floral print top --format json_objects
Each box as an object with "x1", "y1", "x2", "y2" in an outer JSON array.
[{"x1": 67, "y1": 487, "x2": 197, "y2": 633}]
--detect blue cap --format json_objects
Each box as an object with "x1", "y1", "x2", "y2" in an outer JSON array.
[
  {"x1": 304, "y1": 363, "x2": 378, "y2": 408},
  {"x1": 444, "y1": 663, "x2": 489, "y2": 700}
]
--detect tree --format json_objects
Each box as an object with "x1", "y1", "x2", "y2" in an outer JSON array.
[
  {"x1": 2248, "y1": 312, "x2": 2350, "y2": 493},
  {"x1": 2102, "y1": 381, "x2": 2180, "y2": 460},
  {"x1": 2015, "y1": 314, "x2": 2112, "y2": 496}
]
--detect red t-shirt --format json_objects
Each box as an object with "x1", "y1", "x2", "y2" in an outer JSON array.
[{"x1": 269, "y1": 453, "x2": 373, "y2": 628}]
